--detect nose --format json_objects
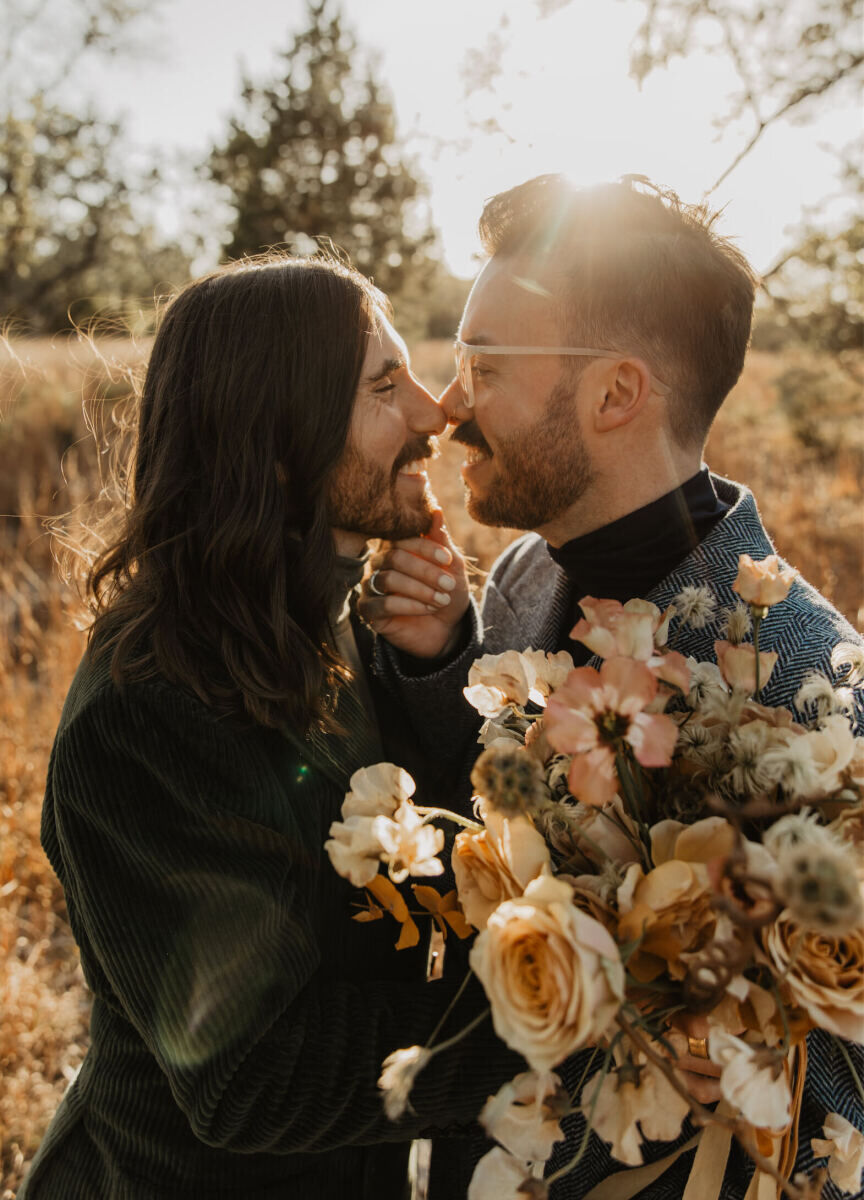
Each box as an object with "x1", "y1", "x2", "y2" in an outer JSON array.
[
  {"x1": 439, "y1": 374, "x2": 472, "y2": 425},
  {"x1": 404, "y1": 375, "x2": 447, "y2": 435}
]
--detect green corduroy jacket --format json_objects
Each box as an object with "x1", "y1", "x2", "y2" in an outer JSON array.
[{"x1": 19, "y1": 641, "x2": 520, "y2": 1199}]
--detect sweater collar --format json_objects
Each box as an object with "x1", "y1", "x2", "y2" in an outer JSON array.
[
  {"x1": 545, "y1": 468, "x2": 729, "y2": 604},
  {"x1": 330, "y1": 551, "x2": 369, "y2": 627}
]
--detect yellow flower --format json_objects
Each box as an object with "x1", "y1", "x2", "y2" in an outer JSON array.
[
  {"x1": 732, "y1": 553, "x2": 797, "y2": 607},
  {"x1": 452, "y1": 797, "x2": 550, "y2": 930},
  {"x1": 616, "y1": 817, "x2": 736, "y2": 982},
  {"x1": 470, "y1": 873, "x2": 624, "y2": 1072}
]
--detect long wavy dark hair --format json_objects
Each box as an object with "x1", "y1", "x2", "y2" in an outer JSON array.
[{"x1": 85, "y1": 254, "x2": 385, "y2": 734}]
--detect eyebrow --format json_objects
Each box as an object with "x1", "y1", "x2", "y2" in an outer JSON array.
[{"x1": 364, "y1": 355, "x2": 406, "y2": 384}]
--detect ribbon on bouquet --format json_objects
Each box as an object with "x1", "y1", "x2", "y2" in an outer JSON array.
[{"x1": 581, "y1": 1042, "x2": 807, "y2": 1200}]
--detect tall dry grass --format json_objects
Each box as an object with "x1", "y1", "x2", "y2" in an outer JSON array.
[{"x1": 0, "y1": 336, "x2": 861, "y2": 1196}]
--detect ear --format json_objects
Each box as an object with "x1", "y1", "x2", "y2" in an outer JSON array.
[{"x1": 593, "y1": 359, "x2": 655, "y2": 433}]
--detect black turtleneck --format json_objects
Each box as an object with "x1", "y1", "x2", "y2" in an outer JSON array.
[{"x1": 546, "y1": 468, "x2": 730, "y2": 663}]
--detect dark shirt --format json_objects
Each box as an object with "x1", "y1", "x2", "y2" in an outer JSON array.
[{"x1": 546, "y1": 468, "x2": 729, "y2": 662}]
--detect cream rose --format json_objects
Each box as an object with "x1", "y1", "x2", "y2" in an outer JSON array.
[
  {"x1": 452, "y1": 797, "x2": 550, "y2": 930},
  {"x1": 470, "y1": 873, "x2": 624, "y2": 1072},
  {"x1": 732, "y1": 553, "x2": 797, "y2": 607},
  {"x1": 763, "y1": 912, "x2": 864, "y2": 1041}
]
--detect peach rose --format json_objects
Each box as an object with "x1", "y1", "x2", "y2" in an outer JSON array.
[
  {"x1": 714, "y1": 639, "x2": 778, "y2": 693},
  {"x1": 470, "y1": 873, "x2": 624, "y2": 1072},
  {"x1": 452, "y1": 798, "x2": 550, "y2": 930},
  {"x1": 570, "y1": 597, "x2": 673, "y2": 661},
  {"x1": 762, "y1": 912, "x2": 864, "y2": 1041},
  {"x1": 732, "y1": 553, "x2": 797, "y2": 607}
]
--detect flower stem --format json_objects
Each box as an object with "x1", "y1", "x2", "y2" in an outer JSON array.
[
  {"x1": 834, "y1": 1036, "x2": 864, "y2": 1108},
  {"x1": 752, "y1": 611, "x2": 762, "y2": 699},
  {"x1": 616, "y1": 1014, "x2": 810, "y2": 1200},
  {"x1": 426, "y1": 968, "x2": 474, "y2": 1049},
  {"x1": 427, "y1": 1006, "x2": 490, "y2": 1058},
  {"x1": 546, "y1": 1042, "x2": 615, "y2": 1184},
  {"x1": 414, "y1": 806, "x2": 483, "y2": 831}
]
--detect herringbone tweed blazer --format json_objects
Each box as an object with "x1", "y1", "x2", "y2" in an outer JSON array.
[{"x1": 375, "y1": 474, "x2": 864, "y2": 1199}]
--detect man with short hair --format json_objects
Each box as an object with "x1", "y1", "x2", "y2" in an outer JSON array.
[{"x1": 362, "y1": 176, "x2": 864, "y2": 1198}]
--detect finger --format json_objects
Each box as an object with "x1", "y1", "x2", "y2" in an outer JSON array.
[
  {"x1": 676, "y1": 1070, "x2": 722, "y2": 1106},
  {"x1": 380, "y1": 548, "x2": 459, "y2": 595},
  {"x1": 664, "y1": 1032, "x2": 721, "y2": 1078},
  {"x1": 366, "y1": 568, "x2": 454, "y2": 609},
  {"x1": 677, "y1": 1014, "x2": 711, "y2": 1039},
  {"x1": 360, "y1": 594, "x2": 442, "y2": 620},
  {"x1": 673, "y1": 1054, "x2": 721, "y2": 1078},
  {"x1": 376, "y1": 534, "x2": 452, "y2": 569}
]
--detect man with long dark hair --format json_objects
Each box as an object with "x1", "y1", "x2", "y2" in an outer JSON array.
[{"x1": 20, "y1": 255, "x2": 520, "y2": 1200}]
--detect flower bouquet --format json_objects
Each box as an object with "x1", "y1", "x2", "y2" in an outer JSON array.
[{"x1": 325, "y1": 555, "x2": 864, "y2": 1199}]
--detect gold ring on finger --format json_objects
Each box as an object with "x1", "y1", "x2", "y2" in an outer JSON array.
[{"x1": 687, "y1": 1035, "x2": 710, "y2": 1060}]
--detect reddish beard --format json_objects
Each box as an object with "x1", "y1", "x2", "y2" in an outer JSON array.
[{"x1": 451, "y1": 382, "x2": 594, "y2": 530}]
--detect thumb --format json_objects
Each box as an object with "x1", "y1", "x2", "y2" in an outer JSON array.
[{"x1": 424, "y1": 507, "x2": 455, "y2": 551}]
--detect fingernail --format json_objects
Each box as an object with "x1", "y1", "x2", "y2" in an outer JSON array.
[
  {"x1": 438, "y1": 574, "x2": 456, "y2": 591},
  {"x1": 434, "y1": 547, "x2": 451, "y2": 565},
  {"x1": 434, "y1": 592, "x2": 451, "y2": 606}
]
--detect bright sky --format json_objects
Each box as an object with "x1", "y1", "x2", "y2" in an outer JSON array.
[{"x1": 91, "y1": 0, "x2": 859, "y2": 279}]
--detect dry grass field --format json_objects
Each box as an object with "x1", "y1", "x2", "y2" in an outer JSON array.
[{"x1": 1, "y1": 336, "x2": 861, "y2": 1195}]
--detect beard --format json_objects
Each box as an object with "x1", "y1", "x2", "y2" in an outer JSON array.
[
  {"x1": 452, "y1": 380, "x2": 595, "y2": 530},
  {"x1": 327, "y1": 437, "x2": 437, "y2": 542}
]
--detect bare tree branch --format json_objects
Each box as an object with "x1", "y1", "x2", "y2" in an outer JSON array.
[{"x1": 706, "y1": 52, "x2": 864, "y2": 195}]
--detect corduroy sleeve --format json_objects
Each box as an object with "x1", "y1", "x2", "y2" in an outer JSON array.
[{"x1": 48, "y1": 681, "x2": 522, "y2": 1156}]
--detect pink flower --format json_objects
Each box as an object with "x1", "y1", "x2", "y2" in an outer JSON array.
[
  {"x1": 647, "y1": 650, "x2": 692, "y2": 695},
  {"x1": 545, "y1": 658, "x2": 679, "y2": 808},
  {"x1": 570, "y1": 598, "x2": 673, "y2": 662},
  {"x1": 733, "y1": 554, "x2": 797, "y2": 607},
  {"x1": 715, "y1": 640, "x2": 778, "y2": 693}
]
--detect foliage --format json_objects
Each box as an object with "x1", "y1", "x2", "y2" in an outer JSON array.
[
  {"x1": 0, "y1": 0, "x2": 189, "y2": 332},
  {"x1": 627, "y1": 0, "x2": 863, "y2": 193},
  {"x1": 0, "y1": 337, "x2": 862, "y2": 1193},
  {"x1": 754, "y1": 211, "x2": 864, "y2": 356},
  {"x1": 208, "y1": 0, "x2": 438, "y2": 317}
]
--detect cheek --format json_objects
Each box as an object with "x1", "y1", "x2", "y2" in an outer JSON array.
[{"x1": 349, "y1": 409, "x2": 402, "y2": 464}]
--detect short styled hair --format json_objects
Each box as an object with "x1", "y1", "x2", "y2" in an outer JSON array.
[{"x1": 478, "y1": 174, "x2": 757, "y2": 447}]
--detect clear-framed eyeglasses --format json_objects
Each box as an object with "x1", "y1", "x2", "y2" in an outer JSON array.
[{"x1": 453, "y1": 340, "x2": 670, "y2": 408}]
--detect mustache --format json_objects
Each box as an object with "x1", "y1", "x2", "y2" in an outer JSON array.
[
  {"x1": 392, "y1": 436, "x2": 439, "y2": 474},
  {"x1": 449, "y1": 421, "x2": 492, "y2": 455}
]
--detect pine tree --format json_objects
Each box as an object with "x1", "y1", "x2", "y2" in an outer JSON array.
[{"x1": 209, "y1": 0, "x2": 436, "y2": 304}]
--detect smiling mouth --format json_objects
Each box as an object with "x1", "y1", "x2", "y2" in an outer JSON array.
[{"x1": 462, "y1": 445, "x2": 491, "y2": 466}]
